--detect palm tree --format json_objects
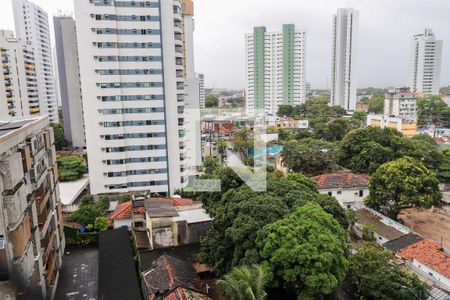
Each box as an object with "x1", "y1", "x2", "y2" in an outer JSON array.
[{"x1": 217, "y1": 265, "x2": 268, "y2": 300}]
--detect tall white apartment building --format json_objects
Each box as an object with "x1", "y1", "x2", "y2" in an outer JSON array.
[
  {"x1": 409, "y1": 28, "x2": 443, "y2": 96},
  {"x1": 0, "y1": 30, "x2": 40, "y2": 118},
  {"x1": 181, "y1": 0, "x2": 202, "y2": 172},
  {"x1": 12, "y1": 0, "x2": 59, "y2": 122},
  {"x1": 245, "y1": 24, "x2": 306, "y2": 115},
  {"x1": 384, "y1": 87, "x2": 417, "y2": 120},
  {"x1": 74, "y1": 0, "x2": 186, "y2": 196},
  {"x1": 53, "y1": 15, "x2": 86, "y2": 150},
  {"x1": 330, "y1": 8, "x2": 359, "y2": 111},
  {"x1": 198, "y1": 73, "x2": 205, "y2": 108}
]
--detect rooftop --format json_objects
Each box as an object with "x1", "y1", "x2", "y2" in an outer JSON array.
[
  {"x1": 139, "y1": 244, "x2": 200, "y2": 271},
  {"x1": 356, "y1": 208, "x2": 409, "y2": 241},
  {"x1": 98, "y1": 228, "x2": 141, "y2": 300},
  {"x1": 382, "y1": 233, "x2": 423, "y2": 253},
  {"x1": 313, "y1": 172, "x2": 369, "y2": 190},
  {"x1": 398, "y1": 240, "x2": 450, "y2": 278},
  {"x1": 173, "y1": 208, "x2": 213, "y2": 224},
  {"x1": 59, "y1": 175, "x2": 89, "y2": 205},
  {"x1": 142, "y1": 254, "x2": 205, "y2": 297},
  {"x1": 107, "y1": 201, "x2": 145, "y2": 224},
  {"x1": 164, "y1": 287, "x2": 211, "y2": 300}
]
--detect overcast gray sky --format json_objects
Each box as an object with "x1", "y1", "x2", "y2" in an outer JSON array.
[{"x1": 1, "y1": 0, "x2": 449, "y2": 90}]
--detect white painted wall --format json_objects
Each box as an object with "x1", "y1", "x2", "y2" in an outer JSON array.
[{"x1": 318, "y1": 187, "x2": 368, "y2": 209}]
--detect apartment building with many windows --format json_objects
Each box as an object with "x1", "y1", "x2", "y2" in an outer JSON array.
[
  {"x1": 0, "y1": 117, "x2": 65, "y2": 299},
  {"x1": 245, "y1": 24, "x2": 307, "y2": 115},
  {"x1": 384, "y1": 87, "x2": 417, "y2": 120},
  {"x1": 74, "y1": 0, "x2": 186, "y2": 195},
  {"x1": 409, "y1": 28, "x2": 443, "y2": 96},
  {"x1": 0, "y1": 30, "x2": 39, "y2": 119},
  {"x1": 330, "y1": 8, "x2": 359, "y2": 111},
  {"x1": 12, "y1": 0, "x2": 59, "y2": 123}
]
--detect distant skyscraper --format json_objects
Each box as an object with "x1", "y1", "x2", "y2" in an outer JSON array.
[
  {"x1": 181, "y1": 0, "x2": 202, "y2": 172},
  {"x1": 53, "y1": 15, "x2": 86, "y2": 150},
  {"x1": 12, "y1": 0, "x2": 59, "y2": 122},
  {"x1": 409, "y1": 28, "x2": 443, "y2": 96},
  {"x1": 330, "y1": 8, "x2": 359, "y2": 111},
  {"x1": 74, "y1": 0, "x2": 186, "y2": 195},
  {"x1": 198, "y1": 73, "x2": 205, "y2": 108},
  {"x1": 245, "y1": 24, "x2": 306, "y2": 115},
  {"x1": 0, "y1": 30, "x2": 39, "y2": 118}
]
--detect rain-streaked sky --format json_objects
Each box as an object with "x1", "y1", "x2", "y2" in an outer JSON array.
[{"x1": 1, "y1": 0, "x2": 449, "y2": 90}]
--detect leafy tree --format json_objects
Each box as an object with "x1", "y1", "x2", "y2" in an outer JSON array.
[
  {"x1": 218, "y1": 265, "x2": 268, "y2": 300},
  {"x1": 256, "y1": 203, "x2": 348, "y2": 299},
  {"x1": 367, "y1": 94, "x2": 384, "y2": 114},
  {"x1": 281, "y1": 138, "x2": 336, "y2": 175},
  {"x1": 294, "y1": 129, "x2": 314, "y2": 140},
  {"x1": 347, "y1": 243, "x2": 429, "y2": 300},
  {"x1": 314, "y1": 118, "x2": 351, "y2": 141},
  {"x1": 203, "y1": 157, "x2": 220, "y2": 174},
  {"x1": 118, "y1": 193, "x2": 132, "y2": 203},
  {"x1": 366, "y1": 156, "x2": 441, "y2": 219},
  {"x1": 277, "y1": 105, "x2": 294, "y2": 117},
  {"x1": 441, "y1": 106, "x2": 450, "y2": 128},
  {"x1": 417, "y1": 96, "x2": 447, "y2": 126},
  {"x1": 438, "y1": 149, "x2": 450, "y2": 183},
  {"x1": 232, "y1": 128, "x2": 252, "y2": 157},
  {"x1": 57, "y1": 155, "x2": 87, "y2": 182},
  {"x1": 51, "y1": 122, "x2": 68, "y2": 150},
  {"x1": 277, "y1": 128, "x2": 293, "y2": 143},
  {"x1": 205, "y1": 94, "x2": 219, "y2": 108},
  {"x1": 338, "y1": 126, "x2": 442, "y2": 173},
  {"x1": 69, "y1": 195, "x2": 110, "y2": 226},
  {"x1": 348, "y1": 110, "x2": 367, "y2": 128},
  {"x1": 94, "y1": 217, "x2": 109, "y2": 231}
]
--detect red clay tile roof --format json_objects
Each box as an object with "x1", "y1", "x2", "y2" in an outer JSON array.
[
  {"x1": 164, "y1": 287, "x2": 211, "y2": 300},
  {"x1": 108, "y1": 201, "x2": 145, "y2": 224},
  {"x1": 398, "y1": 240, "x2": 450, "y2": 278},
  {"x1": 313, "y1": 173, "x2": 369, "y2": 190},
  {"x1": 155, "y1": 197, "x2": 195, "y2": 207}
]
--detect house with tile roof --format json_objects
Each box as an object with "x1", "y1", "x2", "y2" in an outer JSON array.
[
  {"x1": 142, "y1": 254, "x2": 211, "y2": 300},
  {"x1": 313, "y1": 172, "x2": 370, "y2": 209},
  {"x1": 107, "y1": 201, "x2": 146, "y2": 230},
  {"x1": 398, "y1": 240, "x2": 450, "y2": 291}
]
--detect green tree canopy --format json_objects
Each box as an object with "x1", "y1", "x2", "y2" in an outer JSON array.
[
  {"x1": 417, "y1": 96, "x2": 447, "y2": 126},
  {"x1": 347, "y1": 243, "x2": 429, "y2": 300},
  {"x1": 281, "y1": 138, "x2": 336, "y2": 175},
  {"x1": 438, "y1": 149, "x2": 450, "y2": 183},
  {"x1": 51, "y1": 122, "x2": 68, "y2": 150},
  {"x1": 338, "y1": 126, "x2": 442, "y2": 173},
  {"x1": 367, "y1": 93, "x2": 384, "y2": 114},
  {"x1": 57, "y1": 155, "x2": 87, "y2": 182},
  {"x1": 205, "y1": 94, "x2": 219, "y2": 108},
  {"x1": 69, "y1": 195, "x2": 110, "y2": 226},
  {"x1": 256, "y1": 202, "x2": 348, "y2": 299},
  {"x1": 366, "y1": 156, "x2": 441, "y2": 219},
  {"x1": 218, "y1": 265, "x2": 268, "y2": 300}
]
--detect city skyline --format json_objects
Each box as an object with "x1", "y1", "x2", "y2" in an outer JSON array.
[{"x1": 0, "y1": 0, "x2": 449, "y2": 90}]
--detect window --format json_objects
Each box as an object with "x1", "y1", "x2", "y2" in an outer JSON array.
[
  {"x1": 327, "y1": 192, "x2": 332, "y2": 196},
  {"x1": 359, "y1": 190, "x2": 364, "y2": 197},
  {"x1": 337, "y1": 191, "x2": 342, "y2": 195}
]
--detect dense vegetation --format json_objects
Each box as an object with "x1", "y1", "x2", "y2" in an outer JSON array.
[{"x1": 57, "y1": 155, "x2": 87, "y2": 181}]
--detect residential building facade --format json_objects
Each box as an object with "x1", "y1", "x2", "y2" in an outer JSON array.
[
  {"x1": 0, "y1": 117, "x2": 65, "y2": 299},
  {"x1": 181, "y1": 0, "x2": 202, "y2": 173},
  {"x1": 53, "y1": 15, "x2": 86, "y2": 150},
  {"x1": 384, "y1": 87, "x2": 417, "y2": 119},
  {"x1": 198, "y1": 73, "x2": 205, "y2": 108},
  {"x1": 12, "y1": 0, "x2": 59, "y2": 123},
  {"x1": 367, "y1": 114, "x2": 417, "y2": 137},
  {"x1": 409, "y1": 28, "x2": 443, "y2": 96},
  {"x1": 330, "y1": 8, "x2": 359, "y2": 111},
  {"x1": 74, "y1": 0, "x2": 187, "y2": 195},
  {"x1": 245, "y1": 24, "x2": 306, "y2": 115},
  {"x1": 0, "y1": 30, "x2": 39, "y2": 118}
]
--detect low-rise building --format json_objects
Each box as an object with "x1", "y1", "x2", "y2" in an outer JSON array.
[
  {"x1": 353, "y1": 207, "x2": 411, "y2": 246},
  {"x1": 108, "y1": 201, "x2": 145, "y2": 230},
  {"x1": 0, "y1": 117, "x2": 65, "y2": 299},
  {"x1": 384, "y1": 87, "x2": 417, "y2": 119},
  {"x1": 313, "y1": 172, "x2": 369, "y2": 209},
  {"x1": 132, "y1": 196, "x2": 212, "y2": 250},
  {"x1": 266, "y1": 116, "x2": 309, "y2": 130},
  {"x1": 398, "y1": 240, "x2": 450, "y2": 291},
  {"x1": 367, "y1": 114, "x2": 417, "y2": 137}
]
